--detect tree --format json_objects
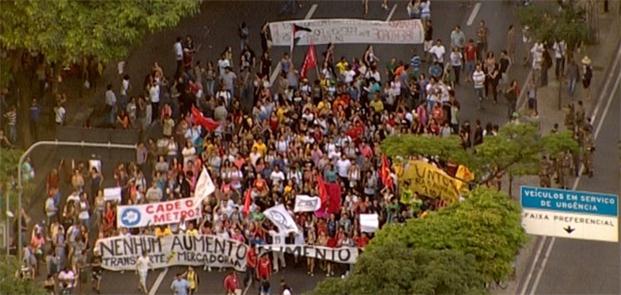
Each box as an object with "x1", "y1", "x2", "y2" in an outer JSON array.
[
  {"x1": 311, "y1": 188, "x2": 527, "y2": 294},
  {"x1": 0, "y1": 148, "x2": 34, "y2": 219},
  {"x1": 382, "y1": 123, "x2": 579, "y2": 190},
  {"x1": 0, "y1": 0, "x2": 200, "y2": 144},
  {"x1": 518, "y1": 3, "x2": 589, "y2": 52},
  {"x1": 312, "y1": 240, "x2": 486, "y2": 295},
  {"x1": 0, "y1": 256, "x2": 46, "y2": 295}
]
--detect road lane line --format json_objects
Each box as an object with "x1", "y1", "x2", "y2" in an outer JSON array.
[
  {"x1": 270, "y1": 3, "x2": 318, "y2": 86},
  {"x1": 305, "y1": 3, "x2": 318, "y2": 19},
  {"x1": 386, "y1": 4, "x2": 397, "y2": 21},
  {"x1": 516, "y1": 70, "x2": 533, "y2": 111},
  {"x1": 466, "y1": 2, "x2": 482, "y2": 26},
  {"x1": 149, "y1": 268, "x2": 168, "y2": 295},
  {"x1": 523, "y1": 42, "x2": 621, "y2": 295},
  {"x1": 518, "y1": 237, "x2": 546, "y2": 295}
]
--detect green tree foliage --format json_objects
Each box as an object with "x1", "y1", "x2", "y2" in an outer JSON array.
[
  {"x1": 312, "y1": 240, "x2": 486, "y2": 295},
  {"x1": 0, "y1": 0, "x2": 200, "y2": 64},
  {"x1": 518, "y1": 4, "x2": 589, "y2": 50},
  {"x1": 311, "y1": 188, "x2": 527, "y2": 294},
  {"x1": 0, "y1": 255, "x2": 46, "y2": 295},
  {"x1": 382, "y1": 123, "x2": 579, "y2": 185},
  {"x1": 0, "y1": 149, "x2": 33, "y2": 218}
]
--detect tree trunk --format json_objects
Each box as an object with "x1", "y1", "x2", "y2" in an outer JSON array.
[{"x1": 508, "y1": 173, "x2": 514, "y2": 197}]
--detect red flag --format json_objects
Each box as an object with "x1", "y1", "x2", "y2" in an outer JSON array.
[
  {"x1": 300, "y1": 43, "x2": 317, "y2": 78},
  {"x1": 326, "y1": 182, "x2": 342, "y2": 214},
  {"x1": 317, "y1": 175, "x2": 328, "y2": 204},
  {"x1": 191, "y1": 106, "x2": 220, "y2": 132},
  {"x1": 243, "y1": 189, "x2": 252, "y2": 216},
  {"x1": 380, "y1": 156, "x2": 394, "y2": 190}
]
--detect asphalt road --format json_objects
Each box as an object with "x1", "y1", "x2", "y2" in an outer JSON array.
[{"x1": 20, "y1": 1, "x2": 530, "y2": 294}]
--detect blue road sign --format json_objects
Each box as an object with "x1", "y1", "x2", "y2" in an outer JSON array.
[{"x1": 521, "y1": 186, "x2": 618, "y2": 216}]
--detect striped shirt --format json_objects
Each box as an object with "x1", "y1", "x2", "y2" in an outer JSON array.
[{"x1": 4, "y1": 110, "x2": 16, "y2": 126}]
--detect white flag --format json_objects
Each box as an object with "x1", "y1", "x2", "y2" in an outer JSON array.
[
  {"x1": 264, "y1": 204, "x2": 299, "y2": 234},
  {"x1": 360, "y1": 214, "x2": 379, "y2": 233},
  {"x1": 194, "y1": 167, "x2": 216, "y2": 199},
  {"x1": 103, "y1": 187, "x2": 122, "y2": 202},
  {"x1": 294, "y1": 195, "x2": 321, "y2": 212}
]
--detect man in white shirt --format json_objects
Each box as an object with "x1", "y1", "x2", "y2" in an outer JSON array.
[
  {"x1": 472, "y1": 64, "x2": 486, "y2": 109},
  {"x1": 54, "y1": 102, "x2": 66, "y2": 126},
  {"x1": 268, "y1": 228, "x2": 287, "y2": 272},
  {"x1": 428, "y1": 39, "x2": 446, "y2": 68},
  {"x1": 174, "y1": 37, "x2": 183, "y2": 73},
  {"x1": 136, "y1": 251, "x2": 152, "y2": 294},
  {"x1": 270, "y1": 166, "x2": 286, "y2": 187},
  {"x1": 552, "y1": 40, "x2": 566, "y2": 79},
  {"x1": 336, "y1": 154, "x2": 351, "y2": 183},
  {"x1": 58, "y1": 266, "x2": 76, "y2": 292},
  {"x1": 105, "y1": 84, "x2": 117, "y2": 125},
  {"x1": 149, "y1": 83, "x2": 160, "y2": 114}
]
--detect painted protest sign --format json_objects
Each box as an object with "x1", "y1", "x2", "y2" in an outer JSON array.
[
  {"x1": 269, "y1": 18, "x2": 424, "y2": 46},
  {"x1": 97, "y1": 234, "x2": 249, "y2": 271},
  {"x1": 294, "y1": 195, "x2": 321, "y2": 212},
  {"x1": 117, "y1": 198, "x2": 202, "y2": 228},
  {"x1": 103, "y1": 187, "x2": 122, "y2": 203},
  {"x1": 264, "y1": 204, "x2": 299, "y2": 234},
  {"x1": 258, "y1": 244, "x2": 358, "y2": 264},
  {"x1": 401, "y1": 160, "x2": 464, "y2": 201}
]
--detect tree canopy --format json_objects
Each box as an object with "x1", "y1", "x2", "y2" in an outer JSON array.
[
  {"x1": 518, "y1": 4, "x2": 589, "y2": 50},
  {"x1": 312, "y1": 187, "x2": 527, "y2": 294},
  {"x1": 0, "y1": 256, "x2": 46, "y2": 295},
  {"x1": 0, "y1": 0, "x2": 200, "y2": 65}
]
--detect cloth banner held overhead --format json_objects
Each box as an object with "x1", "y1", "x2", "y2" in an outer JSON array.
[
  {"x1": 96, "y1": 234, "x2": 249, "y2": 271},
  {"x1": 194, "y1": 167, "x2": 216, "y2": 198},
  {"x1": 103, "y1": 187, "x2": 122, "y2": 202},
  {"x1": 268, "y1": 18, "x2": 424, "y2": 46},
  {"x1": 400, "y1": 160, "x2": 465, "y2": 201},
  {"x1": 264, "y1": 204, "x2": 299, "y2": 234},
  {"x1": 360, "y1": 213, "x2": 379, "y2": 233},
  {"x1": 258, "y1": 244, "x2": 358, "y2": 264},
  {"x1": 294, "y1": 195, "x2": 322, "y2": 212}
]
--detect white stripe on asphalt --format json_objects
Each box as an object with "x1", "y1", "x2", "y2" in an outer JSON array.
[
  {"x1": 466, "y1": 2, "x2": 482, "y2": 26},
  {"x1": 521, "y1": 42, "x2": 621, "y2": 295},
  {"x1": 149, "y1": 268, "x2": 168, "y2": 295},
  {"x1": 518, "y1": 237, "x2": 545, "y2": 295},
  {"x1": 386, "y1": 4, "x2": 397, "y2": 21},
  {"x1": 270, "y1": 3, "x2": 319, "y2": 86}
]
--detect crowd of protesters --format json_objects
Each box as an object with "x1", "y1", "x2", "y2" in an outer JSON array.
[{"x1": 9, "y1": 2, "x2": 592, "y2": 294}]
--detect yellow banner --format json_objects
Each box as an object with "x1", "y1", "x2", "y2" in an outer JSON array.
[{"x1": 400, "y1": 160, "x2": 465, "y2": 201}]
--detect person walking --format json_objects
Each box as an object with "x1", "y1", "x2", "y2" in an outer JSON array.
[
  {"x1": 223, "y1": 271, "x2": 240, "y2": 295},
  {"x1": 472, "y1": 64, "x2": 486, "y2": 109},
  {"x1": 135, "y1": 251, "x2": 151, "y2": 294},
  {"x1": 170, "y1": 272, "x2": 190, "y2": 295},
  {"x1": 450, "y1": 47, "x2": 463, "y2": 85},
  {"x1": 504, "y1": 80, "x2": 519, "y2": 119},
  {"x1": 581, "y1": 56, "x2": 593, "y2": 100},
  {"x1": 29, "y1": 98, "x2": 40, "y2": 142},
  {"x1": 565, "y1": 57, "x2": 580, "y2": 98},
  {"x1": 553, "y1": 39, "x2": 567, "y2": 80}
]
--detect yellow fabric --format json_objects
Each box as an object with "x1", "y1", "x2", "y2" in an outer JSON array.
[
  {"x1": 400, "y1": 160, "x2": 465, "y2": 202},
  {"x1": 455, "y1": 165, "x2": 475, "y2": 182},
  {"x1": 187, "y1": 271, "x2": 197, "y2": 289}
]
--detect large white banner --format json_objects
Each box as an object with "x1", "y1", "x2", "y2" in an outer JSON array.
[
  {"x1": 294, "y1": 195, "x2": 321, "y2": 212},
  {"x1": 117, "y1": 198, "x2": 202, "y2": 228},
  {"x1": 96, "y1": 234, "x2": 249, "y2": 271},
  {"x1": 117, "y1": 169, "x2": 215, "y2": 228},
  {"x1": 258, "y1": 244, "x2": 358, "y2": 264},
  {"x1": 268, "y1": 18, "x2": 424, "y2": 46},
  {"x1": 264, "y1": 204, "x2": 300, "y2": 234}
]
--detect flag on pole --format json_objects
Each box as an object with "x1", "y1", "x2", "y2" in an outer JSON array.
[
  {"x1": 380, "y1": 156, "x2": 394, "y2": 190},
  {"x1": 243, "y1": 188, "x2": 252, "y2": 216},
  {"x1": 300, "y1": 43, "x2": 317, "y2": 78},
  {"x1": 194, "y1": 167, "x2": 216, "y2": 198},
  {"x1": 290, "y1": 24, "x2": 312, "y2": 54},
  {"x1": 264, "y1": 204, "x2": 299, "y2": 234},
  {"x1": 317, "y1": 175, "x2": 328, "y2": 204},
  {"x1": 191, "y1": 106, "x2": 220, "y2": 132}
]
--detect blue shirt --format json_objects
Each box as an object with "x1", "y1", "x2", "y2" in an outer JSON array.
[{"x1": 170, "y1": 279, "x2": 190, "y2": 295}]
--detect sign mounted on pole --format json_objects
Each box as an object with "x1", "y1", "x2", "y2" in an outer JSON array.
[{"x1": 520, "y1": 186, "x2": 618, "y2": 242}]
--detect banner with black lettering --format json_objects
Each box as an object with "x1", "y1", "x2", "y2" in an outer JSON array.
[
  {"x1": 258, "y1": 244, "x2": 358, "y2": 264},
  {"x1": 96, "y1": 234, "x2": 249, "y2": 271},
  {"x1": 294, "y1": 195, "x2": 321, "y2": 212}
]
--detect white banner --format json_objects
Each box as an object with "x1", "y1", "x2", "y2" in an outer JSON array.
[
  {"x1": 264, "y1": 204, "x2": 299, "y2": 234},
  {"x1": 268, "y1": 18, "x2": 424, "y2": 46},
  {"x1": 258, "y1": 244, "x2": 358, "y2": 264},
  {"x1": 294, "y1": 195, "x2": 321, "y2": 212},
  {"x1": 96, "y1": 234, "x2": 248, "y2": 271},
  {"x1": 360, "y1": 213, "x2": 379, "y2": 233},
  {"x1": 117, "y1": 198, "x2": 202, "y2": 228},
  {"x1": 103, "y1": 187, "x2": 122, "y2": 203},
  {"x1": 194, "y1": 167, "x2": 216, "y2": 199}
]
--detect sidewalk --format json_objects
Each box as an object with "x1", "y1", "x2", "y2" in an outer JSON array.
[{"x1": 494, "y1": 7, "x2": 621, "y2": 295}]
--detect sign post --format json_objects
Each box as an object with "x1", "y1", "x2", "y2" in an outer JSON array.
[{"x1": 520, "y1": 186, "x2": 618, "y2": 242}]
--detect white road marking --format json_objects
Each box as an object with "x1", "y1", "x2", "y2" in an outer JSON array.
[
  {"x1": 518, "y1": 237, "x2": 545, "y2": 295},
  {"x1": 386, "y1": 4, "x2": 397, "y2": 21},
  {"x1": 270, "y1": 3, "x2": 318, "y2": 86},
  {"x1": 466, "y1": 2, "x2": 482, "y2": 26},
  {"x1": 149, "y1": 268, "x2": 168, "y2": 295},
  {"x1": 305, "y1": 3, "x2": 318, "y2": 19},
  {"x1": 520, "y1": 43, "x2": 621, "y2": 295}
]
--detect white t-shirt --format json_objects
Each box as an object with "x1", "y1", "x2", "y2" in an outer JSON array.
[
  {"x1": 472, "y1": 70, "x2": 486, "y2": 89},
  {"x1": 54, "y1": 106, "x2": 66, "y2": 124},
  {"x1": 336, "y1": 159, "x2": 351, "y2": 178},
  {"x1": 136, "y1": 256, "x2": 151, "y2": 273},
  {"x1": 283, "y1": 289, "x2": 292, "y2": 295},
  {"x1": 58, "y1": 270, "x2": 75, "y2": 288},
  {"x1": 343, "y1": 70, "x2": 356, "y2": 84},
  {"x1": 149, "y1": 84, "x2": 160, "y2": 103},
  {"x1": 429, "y1": 45, "x2": 446, "y2": 63},
  {"x1": 270, "y1": 170, "x2": 285, "y2": 184},
  {"x1": 174, "y1": 42, "x2": 183, "y2": 60}
]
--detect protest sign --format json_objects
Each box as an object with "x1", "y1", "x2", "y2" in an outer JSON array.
[
  {"x1": 117, "y1": 198, "x2": 202, "y2": 228},
  {"x1": 258, "y1": 244, "x2": 358, "y2": 264},
  {"x1": 264, "y1": 204, "x2": 299, "y2": 234},
  {"x1": 360, "y1": 213, "x2": 379, "y2": 233},
  {"x1": 103, "y1": 187, "x2": 122, "y2": 203},
  {"x1": 294, "y1": 195, "x2": 321, "y2": 212},
  {"x1": 97, "y1": 234, "x2": 248, "y2": 271},
  {"x1": 268, "y1": 19, "x2": 424, "y2": 46},
  {"x1": 401, "y1": 160, "x2": 464, "y2": 201}
]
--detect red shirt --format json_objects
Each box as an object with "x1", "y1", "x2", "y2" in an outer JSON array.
[
  {"x1": 223, "y1": 274, "x2": 238, "y2": 291},
  {"x1": 327, "y1": 236, "x2": 338, "y2": 248},
  {"x1": 464, "y1": 43, "x2": 477, "y2": 61},
  {"x1": 355, "y1": 236, "x2": 369, "y2": 248},
  {"x1": 257, "y1": 257, "x2": 271, "y2": 279},
  {"x1": 247, "y1": 248, "x2": 257, "y2": 268}
]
